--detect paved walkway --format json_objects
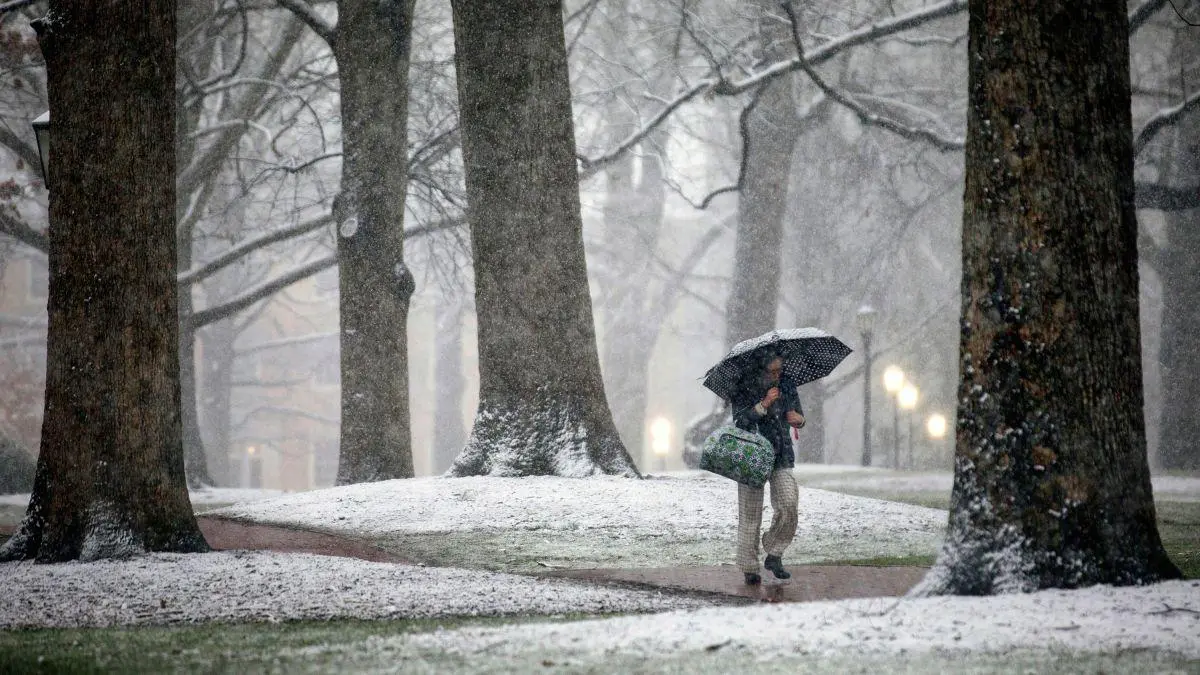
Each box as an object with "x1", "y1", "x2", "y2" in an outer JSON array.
[
  {"x1": 542, "y1": 564, "x2": 927, "y2": 603},
  {"x1": 3, "y1": 517, "x2": 927, "y2": 604}
]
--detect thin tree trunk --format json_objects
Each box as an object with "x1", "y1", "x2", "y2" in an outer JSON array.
[
  {"x1": 432, "y1": 297, "x2": 466, "y2": 474},
  {"x1": 332, "y1": 0, "x2": 418, "y2": 484},
  {"x1": 1, "y1": 1, "x2": 208, "y2": 562},
  {"x1": 1157, "y1": 17, "x2": 1200, "y2": 472},
  {"x1": 448, "y1": 0, "x2": 639, "y2": 477},
  {"x1": 600, "y1": 132, "x2": 668, "y2": 455},
  {"x1": 199, "y1": 317, "x2": 236, "y2": 485},
  {"x1": 914, "y1": 0, "x2": 1179, "y2": 594},
  {"x1": 725, "y1": 78, "x2": 796, "y2": 347}
]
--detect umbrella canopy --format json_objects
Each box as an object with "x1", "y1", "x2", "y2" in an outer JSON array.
[{"x1": 703, "y1": 328, "x2": 853, "y2": 401}]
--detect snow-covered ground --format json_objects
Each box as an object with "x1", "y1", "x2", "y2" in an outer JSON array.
[
  {"x1": 211, "y1": 473, "x2": 948, "y2": 570},
  {"x1": 0, "y1": 550, "x2": 717, "y2": 629},
  {"x1": 0, "y1": 487, "x2": 284, "y2": 509},
  {"x1": 387, "y1": 579, "x2": 1200, "y2": 665}
]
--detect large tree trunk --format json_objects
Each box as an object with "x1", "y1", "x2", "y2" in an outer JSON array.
[
  {"x1": 1, "y1": 1, "x2": 208, "y2": 562},
  {"x1": 432, "y1": 297, "x2": 466, "y2": 474},
  {"x1": 914, "y1": 0, "x2": 1179, "y2": 594},
  {"x1": 331, "y1": 0, "x2": 418, "y2": 484},
  {"x1": 1157, "y1": 16, "x2": 1200, "y2": 472},
  {"x1": 448, "y1": 0, "x2": 639, "y2": 477}
]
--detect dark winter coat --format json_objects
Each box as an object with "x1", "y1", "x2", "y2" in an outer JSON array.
[{"x1": 731, "y1": 376, "x2": 804, "y2": 471}]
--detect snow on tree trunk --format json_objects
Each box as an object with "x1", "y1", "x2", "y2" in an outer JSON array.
[
  {"x1": 0, "y1": 1, "x2": 208, "y2": 562},
  {"x1": 447, "y1": 0, "x2": 639, "y2": 478},
  {"x1": 913, "y1": 0, "x2": 1180, "y2": 594},
  {"x1": 1157, "y1": 21, "x2": 1200, "y2": 472},
  {"x1": 332, "y1": 0, "x2": 418, "y2": 485}
]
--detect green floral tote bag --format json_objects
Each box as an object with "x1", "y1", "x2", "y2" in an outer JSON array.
[{"x1": 700, "y1": 424, "x2": 774, "y2": 488}]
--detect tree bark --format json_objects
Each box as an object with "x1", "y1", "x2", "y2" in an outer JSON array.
[
  {"x1": 914, "y1": 0, "x2": 1180, "y2": 594},
  {"x1": 1156, "y1": 13, "x2": 1200, "y2": 472},
  {"x1": 1, "y1": 1, "x2": 208, "y2": 562},
  {"x1": 331, "y1": 0, "x2": 419, "y2": 484},
  {"x1": 448, "y1": 0, "x2": 639, "y2": 477}
]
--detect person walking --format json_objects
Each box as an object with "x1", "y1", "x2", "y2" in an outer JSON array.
[{"x1": 730, "y1": 353, "x2": 805, "y2": 585}]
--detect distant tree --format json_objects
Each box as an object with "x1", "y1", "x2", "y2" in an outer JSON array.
[
  {"x1": 280, "y1": 0, "x2": 420, "y2": 484},
  {"x1": 1156, "y1": 3, "x2": 1200, "y2": 471},
  {"x1": 914, "y1": 0, "x2": 1180, "y2": 593},
  {"x1": 447, "y1": 0, "x2": 639, "y2": 477},
  {"x1": 1, "y1": 1, "x2": 208, "y2": 561}
]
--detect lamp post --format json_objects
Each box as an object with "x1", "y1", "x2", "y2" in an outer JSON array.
[
  {"x1": 32, "y1": 111, "x2": 49, "y2": 188},
  {"x1": 898, "y1": 384, "x2": 918, "y2": 469},
  {"x1": 650, "y1": 416, "x2": 672, "y2": 472},
  {"x1": 882, "y1": 365, "x2": 904, "y2": 468},
  {"x1": 856, "y1": 306, "x2": 877, "y2": 466}
]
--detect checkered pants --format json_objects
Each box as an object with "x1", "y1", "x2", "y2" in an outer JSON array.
[{"x1": 736, "y1": 469, "x2": 799, "y2": 573}]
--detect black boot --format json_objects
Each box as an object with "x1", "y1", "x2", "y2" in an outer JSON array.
[
  {"x1": 743, "y1": 572, "x2": 761, "y2": 585},
  {"x1": 764, "y1": 555, "x2": 791, "y2": 579}
]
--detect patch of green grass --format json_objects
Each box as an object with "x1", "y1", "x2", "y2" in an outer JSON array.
[
  {"x1": 3, "y1": 620, "x2": 1194, "y2": 674},
  {"x1": 0, "y1": 614, "x2": 597, "y2": 674}
]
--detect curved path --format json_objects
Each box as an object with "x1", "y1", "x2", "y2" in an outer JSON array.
[{"x1": 4, "y1": 518, "x2": 927, "y2": 604}]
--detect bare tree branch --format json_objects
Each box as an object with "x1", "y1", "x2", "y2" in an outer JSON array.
[
  {"x1": 0, "y1": 207, "x2": 46, "y2": 252},
  {"x1": 1134, "y1": 89, "x2": 1200, "y2": 155},
  {"x1": 1136, "y1": 181, "x2": 1200, "y2": 211},
  {"x1": 186, "y1": 216, "x2": 463, "y2": 326},
  {"x1": 1130, "y1": 0, "x2": 1170, "y2": 33},
  {"x1": 277, "y1": 0, "x2": 336, "y2": 44},
  {"x1": 783, "y1": 3, "x2": 963, "y2": 152},
  {"x1": 576, "y1": 0, "x2": 969, "y2": 178},
  {"x1": 0, "y1": 125, "x2": 44, "y2": 178},
  {"x1": 189, "y1": 256, "x2": 336, "y2": 329},
  {"x1": 177, "y1": 213, "x2": 334, "y2": 286}
]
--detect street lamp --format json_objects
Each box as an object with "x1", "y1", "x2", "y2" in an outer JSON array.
[
  {"x1": 31, "y1": 111, "x2": 49, "y2": 187},
  {"x1": 882, "y1": 366, "x2": 904, "y2": 468},
  {"x1": 650, "y1": 416, "x2": 672, "y2": 472},
  {"x1": 926, "y1": 413, "x2": 948, "y2": 439},
  {"x1": 855, "y1": 306, "x2": 877, "y2": 466},
  {"x1": 898, "y1": 384, "x2": 918, "y2": 469}
]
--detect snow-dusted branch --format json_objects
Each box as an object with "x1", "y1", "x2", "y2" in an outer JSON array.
[
  {"x1": 577, "y1": 85, "x2": 709, "y2": 180},
  {"x1": 718, "y1": 0, "x2": 968, "y2": 97},
  {"x1": 1134, "y1": 89, "x2": 1200, "y2": 156},
  {"x1": 278, "y1": 0, "x2": 336, "y2": 44},
  {"x1": 575, "y1": 0, "x2": 967, "y2": 179},
  {"x1": 783, "y1": 4, "x2": 963, "y2": 153},
  {"x1": 177, "y1": 214, "x2": 334, "y2": 286}
]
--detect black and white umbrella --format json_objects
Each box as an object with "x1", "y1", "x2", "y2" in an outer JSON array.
[{"x1": 702, "y1": 328, "x2": 853, "y2": 401}]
